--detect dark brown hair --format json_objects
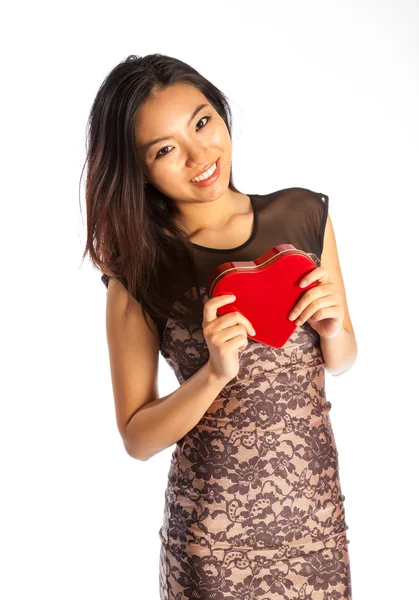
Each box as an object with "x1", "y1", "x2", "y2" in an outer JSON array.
[{"x1": 81, "y1": 53, "x2": 241, "y2": 334}]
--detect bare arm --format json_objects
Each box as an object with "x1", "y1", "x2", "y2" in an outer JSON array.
[
  {"x1": 104, "y1": 277, "x2": 229, "y2": 462},
  {"x1": 319, "y1": 214, "x2": 358, "y2": 375},
  {"x1": 126, "y1": 362, "x2": 228, "y2": 461}
]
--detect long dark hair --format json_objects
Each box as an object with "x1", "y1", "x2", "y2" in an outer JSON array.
[{"x1": 81, "y1": 53, "x2": 241, "y2": 334}]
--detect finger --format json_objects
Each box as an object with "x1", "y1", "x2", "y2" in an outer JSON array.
[
  {"x1": 289, "y1": 284, "x2": 335, "y2": 321},
  {"x1": 223, "y1": 311, "x2": 256, "y2": 336},
  {"x1": 300, "y1": 266, "x2": 329, "y2": 288},
  {"x1": 242, "y1": 314, "x2": 256, "y2": 335},
  {"x1": 295, "y1": 297, "x2": 340, "y2": 326},
  {"x1": 203, "y1": 294, "x2": 236, "y2": 325},
  {"x1": 245, "y1": 318, "x2": 256, "y2": 336},
  {"x1": 219, "y1": 324, "x2": 250, "y2": 343},
  {"x1": 308, "y1": 305, "x2": 343, "y2": 322}
]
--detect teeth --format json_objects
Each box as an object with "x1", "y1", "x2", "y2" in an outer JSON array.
[{"x1": 191, "y1": 161, "x2": 217, "y2": 182}]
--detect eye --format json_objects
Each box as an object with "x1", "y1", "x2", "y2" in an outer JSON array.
[
  {"x1": 155, "y1": 146, "x2": 171, "y2": 159},
  {"x1": 196, "y1": 115, "x2": 211, "y2": 130},
  {"x1": 155, "y1": 115, "x2": 212, "y2": 159}
]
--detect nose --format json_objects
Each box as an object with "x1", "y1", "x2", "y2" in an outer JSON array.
[{"x1": 185, "y1": 142, "x2": 212, "y2": 168}]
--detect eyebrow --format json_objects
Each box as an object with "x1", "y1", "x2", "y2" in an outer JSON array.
[{"x1": 139, "y1": 103, "x2": 210, "y2": 154}]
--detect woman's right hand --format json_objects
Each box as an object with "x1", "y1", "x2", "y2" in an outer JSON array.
[{"x1": 202, "y1": 294, "x2": 256, "y2": 383}]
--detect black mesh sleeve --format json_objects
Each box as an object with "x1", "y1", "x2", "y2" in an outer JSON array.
[{"x1": 100, "y1": 273, "x2": 166, "y2": 343}]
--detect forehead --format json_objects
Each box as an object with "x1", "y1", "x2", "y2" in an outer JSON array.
[{"x1": 135, "y1": 83, "x2": 208, "y2": 144}]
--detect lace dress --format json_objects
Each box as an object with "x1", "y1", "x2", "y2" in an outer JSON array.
[{"x1": 102, "y1": 187, "x2": 352, "y2": 599}]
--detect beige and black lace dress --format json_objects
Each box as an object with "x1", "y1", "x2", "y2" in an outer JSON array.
[{"x1": 102, "y1": 187, "x2": 352, "y2": 599}]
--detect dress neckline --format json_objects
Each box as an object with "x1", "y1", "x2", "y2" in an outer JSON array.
[{"x1": 190, "y1": 194, "x2": 258, "y2": 253}]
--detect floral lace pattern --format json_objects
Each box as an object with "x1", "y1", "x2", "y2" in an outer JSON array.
[{"x1": 158, "y1": 254, "x2": 352, "y2": 599}]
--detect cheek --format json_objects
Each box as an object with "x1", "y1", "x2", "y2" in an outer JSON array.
[
  {"x1": 212, "y1": 124, "x2": 231, "y2": 148},
  {"x1": 152, "y1": 160, "x2": 179, "y2": 182},
  {"x1": 147, "y1": 160, "x2": 184, "y2": 193}
]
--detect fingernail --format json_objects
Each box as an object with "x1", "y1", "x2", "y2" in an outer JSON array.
[{"x1": 300, "y1": 280, "x2": 307, "y2": 287}]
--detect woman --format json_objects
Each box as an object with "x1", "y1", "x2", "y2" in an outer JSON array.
[{"x1": 83, "y1": 53, "x2": 357, "y2": 599}]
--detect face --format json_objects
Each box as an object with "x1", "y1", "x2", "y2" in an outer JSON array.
[{"x1": 135, "y1": 83, "x2": 232, "y2": 203}]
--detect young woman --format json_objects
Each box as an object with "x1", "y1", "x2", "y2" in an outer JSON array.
[{"x1": 84, "y1": 53, "x2": 357, "y2": 599}]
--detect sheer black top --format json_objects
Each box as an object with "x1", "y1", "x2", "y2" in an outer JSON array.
[{"x1": 101, "y1": 186, "x2": 329, "y2": 346}]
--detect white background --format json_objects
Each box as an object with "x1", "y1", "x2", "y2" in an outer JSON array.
[{"x1": 2, "y1": 1, "x2": 418, "y2": 598}]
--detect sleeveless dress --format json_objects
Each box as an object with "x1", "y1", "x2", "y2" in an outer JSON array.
[{"x1": 102, "y1": 187, "x2": 352, "y2": 599}]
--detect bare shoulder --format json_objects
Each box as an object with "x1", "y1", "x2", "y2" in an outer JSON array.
[{"x1": 105, "y1": 277, "x2": 160, "y2": 453}]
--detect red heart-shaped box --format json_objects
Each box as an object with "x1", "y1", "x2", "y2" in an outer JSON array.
[{"x1": 206, "y1": 244, "x2": 318, "y2": 348}]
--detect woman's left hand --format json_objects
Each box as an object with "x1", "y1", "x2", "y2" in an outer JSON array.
[{"x1": 288, "y1": 266, "x2": 345, "y2": 339}]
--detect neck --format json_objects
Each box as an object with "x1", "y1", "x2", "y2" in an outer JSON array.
[{"x1": 174, "y1": 190, "x2": 248, "y2": 238}]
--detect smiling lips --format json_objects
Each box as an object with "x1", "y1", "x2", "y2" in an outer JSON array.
[
  {"x1": 189, "y1": 158, "x2": 221, "y2": 187},
  {"x1": 191, "y1": 160, "x2": 217, "y2": 180}
]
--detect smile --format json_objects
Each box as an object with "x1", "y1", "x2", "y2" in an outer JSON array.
[{"x1": 189, "y1": 158, "x2": 221, "y2": 187}]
